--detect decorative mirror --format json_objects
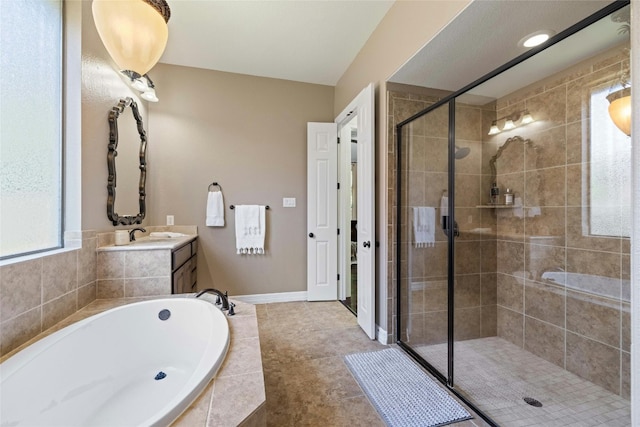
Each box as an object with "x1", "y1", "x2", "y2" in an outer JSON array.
[{"x1": 107, "y1": 97, "x2": 147, "y2": 226}]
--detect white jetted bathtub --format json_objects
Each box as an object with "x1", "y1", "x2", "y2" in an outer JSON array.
[{"x1": 0, "y1": 298, "x2": 230, "y2": 427}]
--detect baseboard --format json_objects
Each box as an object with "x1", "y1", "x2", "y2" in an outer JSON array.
[
  {"x1": 231, "y1": 291, "x2": 308, "y2": 304},
  {"x1": 376, "y1": 326, "x2": 389, "y2": 345}
]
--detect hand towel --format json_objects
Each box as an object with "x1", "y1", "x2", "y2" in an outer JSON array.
[
  {"x1": 235, "y1": 205, "x2": 266, "y2": 254},
  {"x1": 413, "y1": 206, "x2": 435, "y2": 248},
  {"x1": 206, "y1": 191, "x2": 225, "y2": 227}
]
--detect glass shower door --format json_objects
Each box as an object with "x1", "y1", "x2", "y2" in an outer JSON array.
[{"x1": 398, "y1": 101, "x2": 451, "y2": 383}]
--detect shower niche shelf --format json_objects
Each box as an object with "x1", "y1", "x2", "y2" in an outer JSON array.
[{"x1": 476, "y1": 204, "x2": 515, "y2": 208}]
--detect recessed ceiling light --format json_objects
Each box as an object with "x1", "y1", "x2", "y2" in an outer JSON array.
[{"x1": 519, "y1": 30, "x2": 555, "y2": 48}]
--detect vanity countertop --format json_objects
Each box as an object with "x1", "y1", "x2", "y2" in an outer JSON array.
[{"x1": 97, "y1": 234, "x2": 197, "y2": 252}]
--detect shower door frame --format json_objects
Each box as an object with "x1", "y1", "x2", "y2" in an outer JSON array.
[{"x1": 393, "y1": 2, "x2": 629, "y2": 426}]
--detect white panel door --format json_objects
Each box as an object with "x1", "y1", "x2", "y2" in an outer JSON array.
[
  {"x1": 355, "y1": 84, "x2": 375, "y2": 339},
  {"x1": 334, "y1": 83, "x2": 375, "y2": 339},
  {"x1": 307, "y1": 123, "x2": 338, "y2": 301}
]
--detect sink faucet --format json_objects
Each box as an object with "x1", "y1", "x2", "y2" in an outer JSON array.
[
  {"x1": 195, "y1": 288, "x2": 230, "y2": 311},
  {"x1": 129, "y1": 227, "x2": 146, "y2": 241}
]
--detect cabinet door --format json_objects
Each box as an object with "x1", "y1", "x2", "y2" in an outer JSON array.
[{"x1": 173, "y1": 262, "x2": 187, "y2": 294}]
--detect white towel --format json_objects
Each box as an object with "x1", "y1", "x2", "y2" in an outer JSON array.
[
  {"x1": 206, "y1": 191, "x2": 224, "y2": 227},
  {"x1": 413, "y1": 207, "x2": 435, "y2": 248},
  {"x1": 235, "y1": 205, "x2": 266, "y2": 254}
]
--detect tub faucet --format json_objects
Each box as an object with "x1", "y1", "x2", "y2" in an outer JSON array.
[
  {"x1": 195, "y1": 288, "x2": 230, "y2": 311},
  {"x1": 129, "y1": 227, "x2": 146, "y2": 241}
]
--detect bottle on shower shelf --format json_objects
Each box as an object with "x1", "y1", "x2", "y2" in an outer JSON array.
[
  {"x1": 490, "y1": 183, "x2": 500, "y2": 205},
  {"x1": 504, "y1": 188, "x2": 514, "y2": 205}
]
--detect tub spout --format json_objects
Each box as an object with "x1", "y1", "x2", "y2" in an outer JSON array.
[{"x1": 195, "y1": 288, "x2": 229, "y2": 311}]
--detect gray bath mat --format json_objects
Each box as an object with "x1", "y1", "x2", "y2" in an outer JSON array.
[{"x1": 344, "y1": 348, "x2": 472, "y2": 427}]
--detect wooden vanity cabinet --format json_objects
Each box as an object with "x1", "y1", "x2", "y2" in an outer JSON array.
[{"x1": 172, "y1": 239, "x2": 198, "y2": 294}]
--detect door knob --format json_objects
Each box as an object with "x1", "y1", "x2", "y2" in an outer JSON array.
[
  {"x1": 309, "y1": 233, "x2": 315, "y2": 238},
  {"x1": 363, "y1": 241, "x2": 371, "y2": 248}
]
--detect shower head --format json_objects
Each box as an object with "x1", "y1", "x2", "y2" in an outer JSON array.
[{"x1": 455, "y1": 145, "x2": 470, "y2": 159}]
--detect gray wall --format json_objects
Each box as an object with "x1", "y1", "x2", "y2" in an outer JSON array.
[{"x1": 148, "y1": 64, "x2": 334, "y2": 296}]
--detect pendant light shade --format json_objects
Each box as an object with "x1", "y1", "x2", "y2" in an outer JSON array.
[
  {"x1": 607, "y1": 87, "x2": 631, "y2": 137},
  {"x1": 92, "y1": 0, "x2": 171, "y2": 76}
]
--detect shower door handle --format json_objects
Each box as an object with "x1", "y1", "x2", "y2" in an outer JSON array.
[
  {"x1": 308, "y1": 233, "x2": 315, "y2": 238},
  {"x1": 363, "y1": 241, "x2": 371, "y2": 248}
]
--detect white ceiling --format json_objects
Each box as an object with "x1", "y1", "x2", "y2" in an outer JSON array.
[
  {"x1": 389, "y1": 0, "x2": 622, "y2": 100},
  {"x1": 159, "y1": 0, "x2": 394, "y2": 86}
]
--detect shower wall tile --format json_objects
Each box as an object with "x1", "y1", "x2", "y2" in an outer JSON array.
[
  {"x1": 524, "y1": 280, "x2": 565, "y2": 327},
  {"x1": 496, "y1": 273, "x2": 523, "y2": 312},
  {"x1": 524, "y1": 166, "x2": 566, "y2": 207},
  {"x1": 423, "y1": 137, "x2": 448, "y2": 173},
  {"x1": 454, "y1": 274, "x2": 481, "y2": 309},
  {"x1": 621, "y1": 351, "x2": 630, "y2": 400},
  {"x1": 454, "y1": 307, "x2": 481, "y2": 341},
  {"x1": 565, "y1": 164, "x2": 584, "y2": 207},
  {"x1": 566, "y1": 332, "x2": 620, "y2": 395},
  {"x1": 566, "y1": 290, "x2": 620, "y2": 348},
  {"x1": 423, "y1": 279, "x2": 447, "y2": 312},
  {"x1": 524, "y1": 317, "x2": 565, "y2": 367},
  {"x1": 481, "y1": 305, "x2": 497, "y2": 337},
  {"x1": 524, "y1": 126, "x2": 567, "y2": 171},
  {"x1": 496, "y1": 241, "x2": 525, "y2": 277},
  {"x1": 455, "y1": 174, "x2": 481, "y2": 207},
  {"x1": 480, "y1": 240, "x2": 497, "y2": 273},
  {"x1": 455, "y1": 105, "x2": 482, "y2": 141},
  {"x1": 524, "y1": 207, "x2": 566, "y2": 244},
  {"x1": 480, "y1": 273, "x2": 497, "y2": 306},
  {"x1": 454, "y1": 241, "x2": 481, "y2": 275},
  {"x1": 497, "y1": 307, "x2": 523, "y2": 348},
  {"x1": 78, "y1": 282, "x2": 97, "y2": 309},
  {"x1": 525, "y1": 244, "x2": 565, "y2": 283},
  {"x1": 78, "y1": 237, "x2": 97, "y2": 286},
  {"x1": 566, "y1": 248, "x2": 621, "y2": 279},
  {"x1": 423, "y1": 311, "x2": 448, "y2": 345}
]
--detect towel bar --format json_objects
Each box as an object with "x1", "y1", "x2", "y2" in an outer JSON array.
[
  {"x1": 208, "y1": 182, "x2": 222, "y2": 191},
  {"x1": 230, "y1": 205, "x2": 270, "y2": 210}
]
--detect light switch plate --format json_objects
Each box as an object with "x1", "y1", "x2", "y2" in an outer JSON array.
[
  {"x1": 283, "y1": 197, "x2": 296, "y2": 208},
  {"x1": 166, "y1": 215, "x2": 174, "y2": 225}
]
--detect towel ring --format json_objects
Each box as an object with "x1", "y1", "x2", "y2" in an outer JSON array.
[
  {"x1": 208, "y1": 182, "x2": 222, "y2": 192},
  {"x1": 230, "y1": 205, "x2": 270, "y2": 210}
]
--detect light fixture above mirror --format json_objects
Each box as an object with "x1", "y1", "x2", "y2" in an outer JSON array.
[
  {"x1": 488, "y1": 110, "x2": 534, "y2": 135},
  {"x1": 92, "y1": 0, "x2": 171, "y2": 76}
]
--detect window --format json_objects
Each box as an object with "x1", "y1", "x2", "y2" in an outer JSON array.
[
  {"x1": 589, "y1": 83, "x2": 631, "y2": 238},
  {"x1": 0, "y1": 0, "x2": 63, "y2": 259}
]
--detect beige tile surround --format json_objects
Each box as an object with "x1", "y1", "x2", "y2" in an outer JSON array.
[
  {"x1": 0, "y1": 231, "x2": 98, "y2": 356},
  {"x1": 0, "y1": 296, "x2": 266, "y2": 427}
]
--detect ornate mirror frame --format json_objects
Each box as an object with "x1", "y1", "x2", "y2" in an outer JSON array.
[{"x1": 107, "y1": 97, "x2": 147, "y2": 226}]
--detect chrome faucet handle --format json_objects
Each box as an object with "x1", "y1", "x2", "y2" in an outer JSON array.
[{"x1": 228, "y1": 302, "x2": 236, "y2": 316}]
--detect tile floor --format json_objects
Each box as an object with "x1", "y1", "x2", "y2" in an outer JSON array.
[
  {"x1": 256, "y1": 301, "x2": 489, "y2": 426},
  {"x1": 417, "y1": 337, "x2": 631, "y2": 426}
]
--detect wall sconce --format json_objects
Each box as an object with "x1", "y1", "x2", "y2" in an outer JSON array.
[
  {"x1": 92, "y1": 0, "x2": 171, "y2": 76},
  {"x1": 488, "y1": 110, "x2": 534, "y2": 135},
  {"x1": 122, "y1": 70, "x2": 159, "y2": 103}
]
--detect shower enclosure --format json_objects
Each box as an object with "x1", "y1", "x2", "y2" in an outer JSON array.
[{"x1": 394, "y1": 2, "x2": 631, "y2": 425}]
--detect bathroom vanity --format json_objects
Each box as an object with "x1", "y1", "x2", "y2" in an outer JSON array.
[{"x1": 96, "y1": 231, "x2": 198, "y2": 297}]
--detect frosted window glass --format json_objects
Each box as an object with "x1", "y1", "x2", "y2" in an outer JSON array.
[
  {"x1": 0, "y1": 0, "x2": 63, "y2": 258},
  {"x1": 589, "y1": 85, "x2": 631, "y2": 238}
]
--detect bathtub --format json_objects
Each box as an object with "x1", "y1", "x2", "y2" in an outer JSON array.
[{"x1": 0, "y1": 298, "x2": 230, "y2": 427}]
